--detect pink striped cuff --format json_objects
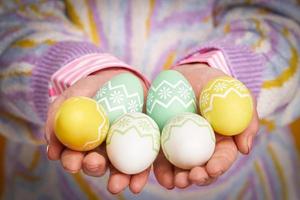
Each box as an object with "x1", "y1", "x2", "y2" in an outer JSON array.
[
  {"x1": 49, "y1": 53, "x2": 150, "y2": 102},
  {"x1": 176, "y1": 50, "x2": 232, "y2": 76},
  {"x1": 175, "y1": 38, "x2": 264, "y2": 98}
]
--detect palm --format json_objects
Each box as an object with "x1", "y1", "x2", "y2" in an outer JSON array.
[{"x1": 153, "y1": 134, "x2": 238, "y2": 188}]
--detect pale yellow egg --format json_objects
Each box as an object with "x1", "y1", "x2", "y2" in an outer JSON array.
[
  {"x1": 199, "y1": 76, "x2": 253, "y2": 136},
  {"x1": 54, "y1": 96, "x2": 109, "y2": 151}
]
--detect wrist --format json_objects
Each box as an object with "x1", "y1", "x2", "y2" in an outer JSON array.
[
  {"x1": 91, "y1": 67, "x2": 133, "y2": 80},
  {"x1": 174, "y1": 63, "x2": 227, "y2": 99}
]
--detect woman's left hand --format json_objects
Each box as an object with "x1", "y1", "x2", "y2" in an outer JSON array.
[{"x1": 153, "y1": 63, "x2": 259, "y2": 189}]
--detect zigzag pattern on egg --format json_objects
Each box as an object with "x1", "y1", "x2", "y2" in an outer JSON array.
[
  {"x1": 200, "y1": 78, "x2": 252, "y2": 114},
  {"x1": 106, "y1": 114, "x2": 160, "y2": 152},
  {"x1": 82, "y1": 102, "x2": 110, "y2": 150},
  {"x1": 95, "y1": 81, "x2": 143, "y2": 113},
  {"x1": 146, "y1": 79, "x2": 196, "y2": 114},
  {"x1": 161, "y1": 114, "x2": 215, "y2": 149}
]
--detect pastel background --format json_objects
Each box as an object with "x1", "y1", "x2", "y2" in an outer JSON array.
[{"x1": 0, "y1": 0, "x2": 300, "y2": 199}]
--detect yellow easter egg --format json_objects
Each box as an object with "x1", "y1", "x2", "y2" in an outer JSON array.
[
  {"x1": 54, "y1": 96, "x2": 109, "y2": 151},
  {"x1": 199, "y1": 76, "x2": 253, "y2": 136}
]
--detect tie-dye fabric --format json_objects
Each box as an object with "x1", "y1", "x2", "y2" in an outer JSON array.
[{"x1": 0, "y1": 0, "x2": 300, "y2": 199}]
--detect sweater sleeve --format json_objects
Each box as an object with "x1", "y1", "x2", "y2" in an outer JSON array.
[
  {"x1": 0, "y1": 1, "x2": 148, "y2": 144},
  {"x1": 177, "y1": 0, "x2": 300, "y2": 127}
]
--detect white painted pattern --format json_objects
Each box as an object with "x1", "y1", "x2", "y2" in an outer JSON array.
[
  {"x1": 200, "y1": 79, "x2": 252, "y2": 115},
  {"x1": 107, "y1": 113, "x2": 160, "y2": 152},
  {"x1": 81, "y1": 98, "x2": 108, "y2": 150},
  {"x1": 147, "y1": 80, "x2": 196, "y2": 113},
  {"x1": 201, "y1": 88, "x2": 252, "y2": 114},
  {"x1": 96, "y1": 81, "x2": 143, "y2": 113}
]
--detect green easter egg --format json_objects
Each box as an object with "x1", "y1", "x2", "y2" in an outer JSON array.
[
  {"x1": 146, "y1": 70, "x2": 196, "y2": 130},
  {"x1": 94, "y1": 73, "x2": 144, "y2": 123}
]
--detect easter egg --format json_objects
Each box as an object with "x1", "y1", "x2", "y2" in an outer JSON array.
[
  {"x1": 161, "y1": 112, "x2": 215, "y2": 169},
  {"x1": 106, "y1": 112, "x2": 160, "y2": 174},
  {"x1": 147, "y1": 70, "x2": 196, "y2": 130},
  {"x1": 54, "y1": 97, "x2": 109, "y2": 151},
  {"x1": 94, "y1": 73, "x2": 144, "y2": 123},
  {"x1": 199, "y1": 76, "x2": 253, "y2": 136}
]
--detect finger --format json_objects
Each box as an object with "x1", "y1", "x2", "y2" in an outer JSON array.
[
  {"x1": 189, "y1": 166, "x2": 209, "y2": 185},
  {"x1": 129, "y1": 167, "x2": 151, "y2": 194},
  {"x1": 107, "y1": 165, "x2": 130, "y2": 194},
  {"x1": 189, "y1": 167, "x2": 217, "y2": 186},
  {"x1": 197, "y1": 177, "x2": 217, "y2": 186},
  {"x1": 174, "y1": 167, "x2": 190, "y2": 189},
  {"x1": 82, "y1": 146, "x2": 108, "y2": 177},
  {"x1": 234, "y1": 100, "x2": 259, "y2": 154},
  {"x1": 206, "y1": 135, "x2": 238, "y2": 178},
  {"x1": 60, "y1": 149, "x2": 85, "y2": 173},
  {"x1": 45, "y1": 94, "x2": 67, "y2": 160},
  {"x1": 47, "y1": 133, "x2": 64, "y2": 160},
  {"x1": 153, "y1": 152, "x2": 174, "y2": 189}
]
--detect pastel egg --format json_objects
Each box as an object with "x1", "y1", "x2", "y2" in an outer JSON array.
[
  {"x1": 147, "y1": 70, "x2": 196, "y2": 130},
  {"x1": 161, "y1": 112, "x2": 215, "y2": 169},
  {"x1": 94, "y1": 73, "x2": 144, "y2": 123},
  {"x1": 199, "y1": 76, "x2": 253, "y2": 136},
  {"x1": 54, "y1": 97, "x2": 109, "y2": 151},
  {"x1": 106, "y1": 112, "x2": 160, "y2": 174}
]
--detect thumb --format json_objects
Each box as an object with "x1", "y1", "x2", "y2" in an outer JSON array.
[
  {"x1": 44, "y1": 74, "x2": 108, "y2": 160},
  {"x1": 234, "y1": 98, "x2": 259, "y2": 154},
  {"x1": 45, "y1": 94, "x2": 66, "y2": 160}
]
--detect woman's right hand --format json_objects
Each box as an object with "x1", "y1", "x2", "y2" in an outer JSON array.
[{"x1": 45, "y1": 68, "x2": 150, "y2": 194}]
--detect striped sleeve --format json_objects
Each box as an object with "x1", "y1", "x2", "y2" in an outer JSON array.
[
  {"x1": 175, "y1": 50, "x2": 232, "y2": 77},
  {"x1": 49, "y1": 53, "x2": 150, "y2": 102},
  {"x1": 175, "y1": 39, "x2": 264, "y2": 99}
]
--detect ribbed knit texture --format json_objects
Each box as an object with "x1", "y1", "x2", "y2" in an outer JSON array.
[
  {"x1": 32, "y1": 41, "x2": 103, "y2": 121},
  {"x1": 179, "y1": 38, "x2": 265, "y2": 97},
  {"x1": 32, "y1": 41, "x2": 151, "y2": 121}
]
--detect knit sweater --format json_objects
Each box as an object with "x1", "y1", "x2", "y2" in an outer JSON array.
[{"x1": 0, "y1": 0, "x2": 300, "y2": 199}]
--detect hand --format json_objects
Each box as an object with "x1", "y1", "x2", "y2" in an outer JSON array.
[
  {"x1": 45, "y1": 68, "x2": 150, "y2": 194},
  {"x1": 153, "y1": 63, "x2": 259, "y2": 189}
]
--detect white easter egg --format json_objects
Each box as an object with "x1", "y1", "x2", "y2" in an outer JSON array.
[
  {"x1": 106, "y1": 112, "x2": 160, "y2": 174},
  {"x1": 94, "y1": 73, "x2": 144, "y2": 123},
  {"x1": 161, "y1": 112, "x2": 215, "y2": 170},
  {"x1": 147, "y1": 70, "x2": 196, "y2": 130}
]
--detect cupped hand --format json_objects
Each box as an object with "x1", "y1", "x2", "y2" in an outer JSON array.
[
  {"x1": 45, "y1": 68, "x2": 150, "y2": 194},
  {"x1": 153, "y1": 63, "x2": 259, "y2": 189}
]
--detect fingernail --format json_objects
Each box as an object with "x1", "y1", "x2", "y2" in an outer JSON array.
[
  {"x1": 65, "y1": 168, "x2": 79, "y2": 174},
  {"x1": 215, "y1": 170, "x2": 223, "y2": 178},
  {"x1": 167, "y1": 186, "x2": 175, "y2": 190},
  {"x1": 46, "y1": 145, "x2": 49, "y2": 153},
  {"x1": 196, "y1": 178, "x2": 208, "y2": 186},
  {"x1": 45, "y1": 131, "x2": 50, "y2": 144},
  {"x1": 46, "y1": 135, "x2": 50, "y2": 144},
  {"x1": 247, "y1": 136, "x2": 253, "y2": 154}
]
